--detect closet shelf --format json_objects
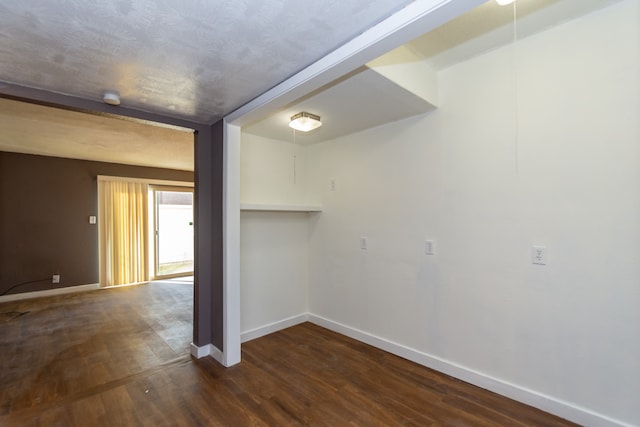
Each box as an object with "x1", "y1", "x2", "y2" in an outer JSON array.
[{"x1": 240, "y1": 203, "x2": 322, "y2": 212}]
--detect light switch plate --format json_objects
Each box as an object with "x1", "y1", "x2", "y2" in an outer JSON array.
[{"x1": 425, "y1": 240, "x2": 435, "y2": 255}]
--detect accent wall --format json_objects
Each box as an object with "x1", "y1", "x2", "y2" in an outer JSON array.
[{"x1": 0, "y1": 151, "x2": 193, "y2": 296}]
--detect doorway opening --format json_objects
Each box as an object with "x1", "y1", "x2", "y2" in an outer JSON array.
[{"x1": 151, "y1": 186, "x2": 195, "y2": 279}]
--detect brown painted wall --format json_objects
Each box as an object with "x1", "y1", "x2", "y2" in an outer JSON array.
[
  {"x1": 0, "y1": 151, "x2": 193, "y2": 296},
  {"x1": 192, "y1": 123, "x2": 224, "y2": 350}
]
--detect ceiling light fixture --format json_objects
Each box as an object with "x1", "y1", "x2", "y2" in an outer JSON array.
[
  {"x1": 495, "y1": 0, "x2": 515, "y2": 5},
  {"x1": 289, "y1": 112, "x2": 322, "y2": 132},
  {"x1": 103, "y1": 91, "x2": 121, "y2": 106}
]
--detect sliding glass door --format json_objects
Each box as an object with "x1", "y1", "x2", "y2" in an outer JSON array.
[{"x1": 152, "y1": 187, "x2": 194, "y2": 279}]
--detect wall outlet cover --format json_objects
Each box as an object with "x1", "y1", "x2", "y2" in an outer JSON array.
[{"x1": 532, "y1": 246, "x2": 547, "y2": 265}]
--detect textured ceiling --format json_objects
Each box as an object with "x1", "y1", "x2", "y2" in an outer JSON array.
[
  {"x1": 0, "y1": 97, "x2": 194, "y2": 170},
  {"x1": 0, "y1": 0, "x2": 413, "y2": 123}
]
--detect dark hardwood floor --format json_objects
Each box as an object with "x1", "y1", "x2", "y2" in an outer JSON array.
[{"x1": 0, "y1": 282, "x2": 578, "y2": 426}]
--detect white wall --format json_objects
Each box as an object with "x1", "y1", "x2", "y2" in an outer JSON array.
[
  {"x1": 240, "y1": 211, "x2": 309, "y2": 333},
  {"x1": 241, "y1": 133, "x2": 311, "y2": 206},
  {"x1": 306, "y1": 1, "x2": 639, "y2": 425},
  {"x1": 240, "y1": 134, "x2": 310, "y2": 336}
]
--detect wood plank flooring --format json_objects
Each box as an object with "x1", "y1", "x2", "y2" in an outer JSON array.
[{"x1": 0, "y1": 282, "x2": 578, "y2": 426}]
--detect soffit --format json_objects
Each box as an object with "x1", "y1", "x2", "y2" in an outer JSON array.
[
  {"x1": 243, "y1": 67, "x2": 436, "y2": 144},
  {"x1": 406, "y1": 0, "x2": 623, "y2": 70},
  {"x1": 244, "y1": 0, "x2": 624, "y2": 143}
]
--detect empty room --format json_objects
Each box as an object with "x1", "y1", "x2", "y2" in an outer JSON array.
[{"x1": 1, "y1": 0, "x2": 638, "y2": 426}]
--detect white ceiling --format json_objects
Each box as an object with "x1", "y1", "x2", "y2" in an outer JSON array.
[
  {"x1": 244, "y1": 66, "x2": 436, "y2": 144},
  {"x1": 0, "y1": 0, "x2": 413, "y2": 123}
]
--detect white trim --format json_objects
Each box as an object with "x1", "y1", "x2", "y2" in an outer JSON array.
[
  {"x1": 240, "y1": 203, "x2": 322, "y2": 212},
  {"x1": 241, "y1": 314, "x2": 309, "y2": 343},
  {"x1": 307, "y1": 314, "x2": 634, "y2": 427},
  {"x1": 225, "y1": 0, "x2": 484, "y2": 126},
  {"x1": 189, "y1": 343, "x2": 225, "y2": 365},
  {"x1": 189, "y1": 342, "x2": 210, "y2": 359},
  {"x1": 208, "y1": 344, "x2": 225, "y2": 365},
  {"x1": 222, "y1": 120, "x2": 242, "y2": 367},
  {"x1": 97, "y1": 175, "x2": 193, "y2": 187},
  {"x1": 103, "y1": 281, "x2": 149, "y2": 289},
  {"x1": 0, "y1": 283, "x2": 100, "y2": 303}
]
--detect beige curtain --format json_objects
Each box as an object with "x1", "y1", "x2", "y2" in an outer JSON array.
[{"x1": 98, "y1": 180, "x2": 149, "y2": 287}]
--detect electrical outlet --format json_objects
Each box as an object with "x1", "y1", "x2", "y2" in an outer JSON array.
[
  {"x1": 52, "y1": 274, "x2": 61, "y2": 284},
  {"x1": 532, "y1": 246, "x2": 546, "y2": 265},
  {"x1": 330, "y1": 178, "x2": 336, "y2": 191}
]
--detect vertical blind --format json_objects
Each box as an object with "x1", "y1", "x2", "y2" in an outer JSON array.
[{"x1": 98, "y1": 180, "x2": 149, "y2": 287}]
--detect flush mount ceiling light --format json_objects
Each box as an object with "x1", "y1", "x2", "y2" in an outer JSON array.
[
  {"x1": 103, "y1": 91, "x2": 121, "y2": 106},
  {"x1": 495, "y1": 0, "x2": 515, "y2": 5},
  {"x1": 289, "y1": 112, "x2": 322, "y2": 132}
]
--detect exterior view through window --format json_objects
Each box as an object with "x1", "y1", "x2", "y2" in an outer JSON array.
[{"x1": 153, "y1": 188, "x2": 194, "y2": 278}]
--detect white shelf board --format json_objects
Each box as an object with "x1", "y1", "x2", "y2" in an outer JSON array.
[{"x1": 240, "y1": 203, "x2": 322, "y2": 212}]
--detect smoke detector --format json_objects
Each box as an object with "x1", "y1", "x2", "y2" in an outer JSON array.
[{"x1": 103, "y1": 91, "x2": 121, "y2": 106}]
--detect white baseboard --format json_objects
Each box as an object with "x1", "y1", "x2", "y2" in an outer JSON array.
[
  {"x1": 307, "y1": 314, "x2": 633, "y2": 427},
  {"x1": 241, "y1": 313, "x2": 309, "y2": 343},
  {"x1": 0, "y1": 283, "x2": 100, "y2": 303},
  {"x1": 190, "y1": 342, "x2": 210, "y2": 359},
  {"x1": 209, "y1": 345, "x2": 224, "y2": 365},
  {"x1": 190, "y1": 342, "x2": 225, "y2": 366}
]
